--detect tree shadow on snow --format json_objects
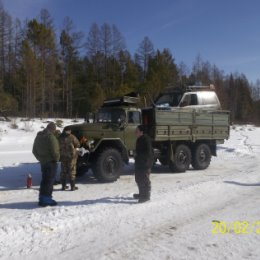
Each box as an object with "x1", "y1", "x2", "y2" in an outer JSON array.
[
  {"x1": 0, "y1": 163, "x2": 42, "y2": 191},
  {"x1": 217, "y1": 146, "x2": 235, "y2": 153},
  {"x1": 75, "y1": 161, "x2": 178, "y2": 181},
  {"x1": 75, "y1": 163, "x2": 135, "y2": 184},
  {"x1": 224, "y1": 180, "x2": 260, "y2": 187},
  {"x1": 152, "y1": 164, "x2": 195, "y2": 175},
  {"x1": 0, "y1": 201, "x2": 39, "y2": 210},
  {"x1": 0, "y1": 196, "x2": 137, "y2": 210},
  {"x1": 122, "y1": 162, "x2": 179, "y2": 175},
  {"x1": 152, "y1": 164, "x2": 171, "y2": 174},
  {"x1": 0, "y1": 161, "x2": 133, "y2": 189},
  {"x1": 0, "y1": 160, "x2": 184, "y2": 191},
  {"x1": 61, "y1": 196, "x2": 137, "y2": 206}
]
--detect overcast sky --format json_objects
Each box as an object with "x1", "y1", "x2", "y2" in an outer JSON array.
[{"x1": 2, "y1": 0, "x2": 260, "y2": 82}]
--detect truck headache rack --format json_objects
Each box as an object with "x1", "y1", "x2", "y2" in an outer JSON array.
[
  {"x1": 186, "y1": 84, "x2": 215, "y2": 91},
  {"x1": 102, "y1": 94, "x2": 140, "y2": 107}
]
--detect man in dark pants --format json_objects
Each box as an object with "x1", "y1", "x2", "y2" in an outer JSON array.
[
  {"x1": 32, "y1": 122, "x2": 60, "y2": 207},
  {"x1": 134, "y1": 125, "x2": 154, "y2": 203}
]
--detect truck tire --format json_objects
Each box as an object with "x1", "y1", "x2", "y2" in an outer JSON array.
[
  {"x1": 192, "y1": 143, "x2": 211, "y2": 170},
  {"x1": 169, "y1": 144, "x2": 191, "y2": 173},
  {"x1": 93, "y1": 148, "x2": 123, "y2": 182}
]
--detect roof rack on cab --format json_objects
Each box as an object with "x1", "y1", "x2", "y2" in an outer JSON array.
[
  {"x1": 102, "y1": 92, "x2": 140, "y2": 107},
  {"x1": 186, "y1": 84, "x2": 215, "y2": 92}
]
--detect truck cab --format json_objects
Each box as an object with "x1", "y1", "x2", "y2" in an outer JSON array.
[{"x1": 70, "y1": 95, "x2": 141, "y2": 182}]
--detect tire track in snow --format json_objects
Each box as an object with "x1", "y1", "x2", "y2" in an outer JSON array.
[{"x1": 98, "y1": 184, "x2": 260, "y2": 260}]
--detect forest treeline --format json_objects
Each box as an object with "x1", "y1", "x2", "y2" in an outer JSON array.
[{"x1": 0, "y1": 4, "x2": 259, "y2": 123}]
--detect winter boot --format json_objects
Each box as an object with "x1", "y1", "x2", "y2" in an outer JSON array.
[
  {"x1": 138, "y1": 187, "x2": 150, "y2": 203},
  {"x1": 70, "y1": 180, "x2": 78, "y2": 191},
  {"x1": 54, "y1": 180, "x2": 60, "y2": 185},
  {"x1": 133, "y1": 184, "x2": 142, "y2": 199},
  {"x1": 38, "y1": 196, "x2": 58, "y2": 207},
  {"x1": 61, "y1": 180, "x2": 67, "y2": 191},
  {"x1": 39, "y1": 199, "x2": 57, "y2": 207},
  {"x1": 133, "y1": 193, "x2": 140, "y2": 199},
  {"x1": 138, "y1": 192, "x2": 150, "y2": 203}
]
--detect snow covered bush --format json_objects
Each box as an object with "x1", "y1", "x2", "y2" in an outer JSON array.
[
  {"x1": 22, "y1": 120, "x2": 34, "y2": 132},
  {"x1": 9, "y1": 119, "x2": 18, "y2": 129},
  {"x1": 55, "y1": 119, "x2": 63, "y2": 128}
]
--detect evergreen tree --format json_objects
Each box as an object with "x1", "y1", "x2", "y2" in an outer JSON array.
[
  {"x1": 60, "y1": 17, "x2": 83, "y2": 117},
  {"x1": 145, "y1": 49, "x2": 178, "y2": 99},
  {"x1": 24, "y1": 16, "x2": 57, "y2": 116},
  {"x1": 0, "y1": 3, "x2": 258, "y2": 122}
]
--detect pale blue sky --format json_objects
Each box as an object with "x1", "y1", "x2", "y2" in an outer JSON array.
[{"x1": 2, "y1": 0, "x2": 260, "y2": 82}]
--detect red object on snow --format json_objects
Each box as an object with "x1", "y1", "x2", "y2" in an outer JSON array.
[{"x1": 27, "y1": 174, "x2": 32, "y2": 188}]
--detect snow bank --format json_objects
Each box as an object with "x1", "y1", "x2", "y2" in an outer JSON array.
[{"x1": 0, "y1": 121, "x2": 260, "y2": 260}]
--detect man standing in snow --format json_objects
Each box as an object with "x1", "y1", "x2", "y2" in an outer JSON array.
[
  {"x1": 59, "y1": 126, "x2": 80, "y2": 191},
  {"x1": 32, "y1": 122, "x2": 60, "y2": 207},
  {"x1": 53, "y1": 129, "x2": 62, "y2": 185},
  {"x1": 134, "y1": 125, "x2": 154, "y2": 203}
]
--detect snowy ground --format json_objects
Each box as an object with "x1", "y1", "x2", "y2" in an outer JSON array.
[{"x1": 0, "y1": 119, "x2": 260, "y2": 260}]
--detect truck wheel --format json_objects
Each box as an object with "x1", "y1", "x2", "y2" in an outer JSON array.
[
  {"x1": 93, "y1": 148, "x2": 123, "y2": 182},
  {"x1": 192, "y1": 143, "x2": 211, "y2": 170},
  {"x1": 169, "y1": 144, "x2": 191, "y2": 173}
]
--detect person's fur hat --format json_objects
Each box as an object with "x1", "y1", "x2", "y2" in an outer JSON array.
[{"x1": 46, "y1": 122, "x2": 56, "y2": 131}]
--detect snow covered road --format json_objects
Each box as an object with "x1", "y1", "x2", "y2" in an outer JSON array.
[{"x1": 0, "y1": 121, "x2": 260, "y2": 260}]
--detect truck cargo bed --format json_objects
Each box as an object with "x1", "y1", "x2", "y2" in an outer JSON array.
[{"x1": 143, "y1": 108, "x2": 230, "y2": 142}]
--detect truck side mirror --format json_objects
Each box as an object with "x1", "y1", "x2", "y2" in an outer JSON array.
[{"x1": 118, "y1": 118, "x2": 127, "y2": 129}]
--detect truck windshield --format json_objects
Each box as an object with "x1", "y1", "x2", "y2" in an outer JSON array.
[
  {"x1": 96, "y1": 108, "x2": 126, "y2": 123},
  {"x1": 155, "y1": 93, "x2": 183, "y2": 107}
]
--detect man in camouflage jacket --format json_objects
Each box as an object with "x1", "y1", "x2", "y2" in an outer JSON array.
[{"x1": 59, "y1": 126, "x2": 80, "y2": 191}]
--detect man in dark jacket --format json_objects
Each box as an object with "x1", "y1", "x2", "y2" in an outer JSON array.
[
  {"x1": 134, "y1": 125, "x2": 154, "y2": 203},
  {"x1": 59, "y1": 126, "x2": 80, "y2": 191},
  {"x1": 32, "y1": 122, "x2": 60, "y2": 207}
]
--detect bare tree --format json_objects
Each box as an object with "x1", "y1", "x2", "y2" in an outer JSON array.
[
  {"x1": 86, "y1": 23, "x2": 101, "y2": 58},
  {"x1": 135, "y1": 36, "x2": 154, "y2": 80},
  {"x1": 0, "y1": 3, "x2": 10, "y2": 88},
  {"x1": 177, "y1": 61, "x2": 190, "y2": 86},
  {"x1": 60, "y1": 16, "x2": 83, "y2": 117},
  {"x1": 100, "y1": 23, "x2": 112, "y2": 58},
  {"x1": 111, "y1": 24, "x2": 126, "y2": 59}
]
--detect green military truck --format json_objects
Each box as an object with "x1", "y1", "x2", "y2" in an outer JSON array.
[{"x1": 69, "y1": 87, "x2": 230, "y2": 182}]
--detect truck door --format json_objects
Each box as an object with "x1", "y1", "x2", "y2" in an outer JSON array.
[
  {"x1": 124, "y1": 111, "x2": 141, "y2": 151},
  {"x1": 179, "y1": 93, "x2": 198, "y2": 107}
]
